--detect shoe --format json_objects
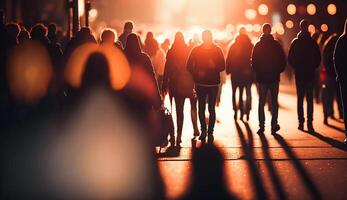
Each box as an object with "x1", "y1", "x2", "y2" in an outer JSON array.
[
  {"x1": 271, "y1": 124, "x2": 280, "y2": 135},
  {"x1": 298, "y1": 123, "x2": 304, "y2": 131},
  {"x1": 257, "y1": 127, "x2": 265, "y2": 134},
  {"x1": 199, "y1": 131, "x2": 207, "y2": 140},
  {"x1": 307, "y1": 123, "x2": 315, "y2": 133}
]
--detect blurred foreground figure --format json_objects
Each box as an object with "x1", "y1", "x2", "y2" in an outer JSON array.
[
  {"x1": 163, "y1": 32, "x2": 199, "y2": 146},
  {"x1": 187, "y1": 30, "x2": 225, "y2": 142},
  {"x1": 334, "y1": 18, "x2": 347, "y2": 144},
  {"x1": 226, "y1": 27, "x2": 254, "y2": 121},
  {"x1": 289, "y1": 20, "x2": 321, "y2": 133},
  {"x1": 182, "y1": 144, "x2": 235, "y2": 200},
  {"x1": 251, "y1": 23, "x2": 286, "y2": 135}
]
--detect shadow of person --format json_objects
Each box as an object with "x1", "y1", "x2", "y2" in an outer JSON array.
[
  {"x1": 246, "y1": 121, "x2": 287, "y2": 200},
  {"x1": 325, "y1": 123, "x2": 345, "y2": 133},
  {"x1": 181, "y1": 144, "x2": 236, "y2": 200},
  {"x1": 273, "y1": 133, "x2": 322, "y2": 200},
  {"x1": 235, "y1": 121, "x2": 267, "y2": 199},
  {"x1": 157, "y1": 145, "x2": 181, "y2": 158},
  {"x1": 305, "y1": 131, "x2": 347, "y2": 151}
]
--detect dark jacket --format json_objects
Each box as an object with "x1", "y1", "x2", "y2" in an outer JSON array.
[
  {"x1": 288, "y1": 31, "x2": 321, "y2": 82},
  {"x1": 251, "y1": 34, "x2": 286, "y2": 84},
  {"x1": 226, "y1": 34, "x2": 254, "y2": 85},
  {"x1": 334, "y1": 34, "x2": 347, "y2": 83},
  {"x1": 187, "y1": 44, "x2": 225, "y2": 86},
  {"x1": 163, "y1": 42, "x2": 194, "y2": 97},
  {"x1": 323, "y1": 34, "x2": 339, "y2": 80}
]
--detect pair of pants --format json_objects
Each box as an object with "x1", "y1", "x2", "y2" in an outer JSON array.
[
  {"x1": 322, "y1": 79, "x2": 343, "y2": 118},
  {"x1": 174, "y1": 96, "x2": 199, "y2": 141},
  {"x1": 339, "y1": 83, "x2": 347, "y2": 135},
  {"x1": 195, "y1": 85, "x2": 219, "y2": 134},
  {"x1": 258, "y1": 83, "x2": 279, "y2": 127},
  {"x1": 296, "y1": 81, "x2": 314, "y2": 124},
  {"x1": 232, "y1": 82, "x2": 252, "y2": 115}
]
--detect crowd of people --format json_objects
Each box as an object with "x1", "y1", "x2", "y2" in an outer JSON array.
[{"x1": 1, "y1": 9, "x2": 347, "y2": 198}]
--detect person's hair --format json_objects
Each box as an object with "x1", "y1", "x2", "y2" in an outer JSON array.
[
  {"x1": 6, "y1": 23, "x2": 20, "y2": 37},
  {"x1": 82, "y1": 52, "x2": 110, "y2": 87},
  {"x1": 172, "y1": 32, "x2": 186, "y2": 48},
  {"x1": 101, "y1": 28, "x2": 117, "y2": 43},
  {"x1": 30, "y1": 23, "x2": 48, "y2": 38},
  {"x1": 262, "y1": 23, "x2": 272, "y2": 35},
  {"x1": 300, "y1": 19, "x2": 309, "y2": 32},
  {"x1": 124, "y1": 21, "x2": 134, "y2": 31}
]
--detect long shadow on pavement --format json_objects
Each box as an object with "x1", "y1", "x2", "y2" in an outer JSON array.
[
  {"x1": 243, "y1": 122, "x2": 287, "y2": 200},
  {"x1": 306, "y1": 131, "x2": 347, "y2": 152},
  {"x1": 273, "y1": 133, "x2": 322, "y2": 200},
  {"x1": 235, "y1": 121, "x2": 267, "y2": 199}
]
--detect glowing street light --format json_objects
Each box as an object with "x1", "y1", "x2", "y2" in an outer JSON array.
[
  {"x1": 327, "y1": 4, "x2": 337, "y2": 15},
  {"x1": 321, "y1": 24, "x2": 329, "y2": 32},
  {"x1": 285, "y1": 20, "x2": 294, "y2": 29},
  {"x1": 258, "y1": 4, "x2": 269, "y2": 16},
  {"x1": 307, "y1": 4, "x2": 316, "y2": 15},
  {"x1": 245, "y1": 9, "x2": 257, "y2": 20},
  {"x1": 287, "y1": 4, "x2": 296, "y2": 15}
]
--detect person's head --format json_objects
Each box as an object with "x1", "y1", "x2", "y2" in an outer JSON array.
[
  {"x1": 79, "y1": 27, "x2": 92, "y2": 37},
  {"x1": 82, "y1": 52, "x2": 110, "y2": 88},
  {"x1": 123, "y1": 21, "x2": 134, "y2": 33},
  {"x1": 18, "y1": 30, "x2": 30, "y2": 43},
  {"x1": 300, "y1": 19, "x2": 309, "y2": 32},
  {"x1": 239, "y1": 27, "x2": 246, "y2": 35},
  {"x1": 173, "y1": 32, "x2": 185, "y2": 47},
  {"x1": 30, "y1": 23, "x2": 48, "y2": 39},
  {"x1": 101, "y1": 29, "x2": 117, "y2": 44},
  {"x1": 146, "y1": 32, "x2": 154, "y2": 40},
  {"x1": 161, "y1": 38, "x2": 170, "y2": 49},
  {"x1": 48, "y1": 23, "x2": 57, "y2": 35},
  {"x1": 262, "y1": 23, "x2": 272, "y2": 35},
  {"x1": 6, "y1": 23, "x2": 20, "y2": 38},
  {"x1": 125, "y1": 33, "x2": 142, "y2": 55},
  {"x1": 202, "y1": 30, "x2": 213, "y2": 45}
]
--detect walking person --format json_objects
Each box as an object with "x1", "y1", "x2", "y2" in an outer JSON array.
[
  {"x1": 162, "y1": 32, "x2": 199, "y2": 146},
  {"x1": 334, "y1": 18, "x2": 347, "y2": 144},
  {"x1": 118, "y1": 21, "x2": 134, "y2": 49},
  {"x1": 226, "y1": 27, "x2": 254, "y2": 121},
  {"x1": 251, "y1": 23, "x2": 286, "y2": 135},
  {"x1": 288, "y1": 20, "x2": 321, "y2": 133},
  {"x1": 187, "y1": 30, "x2": 225, "y2": 142}
]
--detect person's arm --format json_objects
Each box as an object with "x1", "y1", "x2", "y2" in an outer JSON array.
[
  {"x1": 288, "y1": 39, "x2": 297, "y2": 69},
  {"x1": 216, "y1": 47, "x2": 226, "y2": 72},
  {"x1": 313, "y1": 41, "x2": 322, "y2": 70},
  {"x1": 226, "y1": 45, "x2": 233, "y2": 74},
  {"x1": 251, "y1": 44, "x2": 259, "y2": 72}
]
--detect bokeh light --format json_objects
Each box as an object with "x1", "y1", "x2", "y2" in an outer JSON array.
[
  {"x1": 258, "y1": 4, "x2": 269, "y2": 16},
  {"x1": 253, "y1": 24, "x2": 261, "y2": 32},
  {"x1": 89, "y1": 9, "x2": 98, "y2": 22},
  {"x1": 321, "y1": 24, "x2": 329, "y2": 32},
  {"x1": 78, "y1": 0, "x2": 85, "y2": 17},
  {"x1": 307, "y1": 4, "x2": 316, "y2": 15},
  {"x1": 245, "y1": 24, "x2": 253, "y2": 32},
  {"x1": 287, "y1": 4, "x2": 297, "y2": 15},
  {"x1": 308, "y1": 24, "x2": 316, "y2": 34},
  {"x1": 285, "y1": 20, "x2": 294, "y2": 29},
  {"x1": 327, "y1": 4, "x2": 337, "y2": 15},
  {"x1": 245, "y1": 9, "x2": 257, "y2": 20}
]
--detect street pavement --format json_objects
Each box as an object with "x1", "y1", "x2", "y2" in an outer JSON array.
[{"x1": 158, "y1": 80, "x2": 347, "y2": 200}]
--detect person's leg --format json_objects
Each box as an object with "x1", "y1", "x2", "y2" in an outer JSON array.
[
  {"x1": 239, "y1": 85, "x2": 245, "y2": 120},
  {"x1": 231, "y1": 81, "x2": 238, "y2": 119},
  {"x1": 269, "y1": 83, "x2": 280, "y2": 133},
  {"x1": 296, "y1": 80, "x2": 305, "y2": 129},
  {"x1": 189, "y1": 96, "x2": 199, "y2": 136},
  {"x1": 322, "y1": 84, "x2": 329, "y2": 123},
  {"x1": 336, "y1": 83, "x2": 344, "y2": 119},
  {"x1": 339, "y1": 83, "x2": 347, "y2": 142},
  {"x1": 196, "y1": 85, "x2": 208, "y2": 139},
  {"x1": 245, "y1": 83, "x2": 252, "y2": 121},
  {"x1": 306, "y1": 82, "x2": 315, "y2": 132},
  {"x1": 258, "y1": 83, "x2": 267, "y2": 133},
  {"x1": 174, "y1": 96, "x2": 185, "y2": 144},
  {"x1": 207, "y1": 86, "x2": 219, "y2": 136}
]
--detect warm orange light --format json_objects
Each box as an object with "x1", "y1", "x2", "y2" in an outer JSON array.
[
  {"x1": 285, "y1": 20, "x2": 294, "y2": 29},
  {"x1": 226, "y1": 24, "x2": 234, "y2": 33},
  {"x1": 245, "y1": 9, "x2": 257, "y2": 20},
  {"x1": 253, "y1": 24, "x2": 261, "y2": 32},
  {"x1": 245, "y1": 24, "x2": 253, "y2": 32},
  {"x1": 78, "y1": 0, "x2": 85, "y2": 17},
  {"x1": 327, "y1": 4, "x2": 337, "y2": 15},
  {"x1": 307, "y1": 4, "x2": 316, "y2": 15},
  {"x1": 321, "y1": 24, "x2": 329, "y2": 32},
  {"x1": 287, "y1": 4, "x2": 297, "y2": 15},
  {"x1": 258, "y1": 4, "x2": 269, "y2": 16},
  {"x1": 308, "y1": 24, "x2": 316, "y2": 34},
  {"x1": 89, "y1": 9, "x2": 98, "y2": 22}
]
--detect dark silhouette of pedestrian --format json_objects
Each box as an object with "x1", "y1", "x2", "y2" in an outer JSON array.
[
  {"x1": 162, "y1": 32, "x2": 199, "y2": 146},
  {"x1": 334, "y1": 19, "x2": 347, "y2": 144},
  {"x1": 47, "y1": 23, "x2": 58, "y2": 44},
  {"x1": 322, "y1": 33, "x2": 343, "y2": 124},
  {"x1": 251, "y1": 23, "x2": 286, "y2": 135},
  {"x1": 182, "y1": 144, "x2": 236, "y2": 200},
  {"x1": 226, "y1": 27, "x2": 254, "y2": 121},
  {"x1": 187, "y1": 30, "x2": 225, "y2": 142},
  {"x1": 118, "y1": 21, "x2": 134, "y2": 49},
  {"x1": 161, "y1": 38, "x2": 171, "y2": 53},
  {"x1": 288, "y1": 20, "x2": 321, "y2": 133},
  {"x1": 100, "y1": 28, "x2": 123, "y2": 49},
  {"x1": 144, "y1": 31, "x2": 159, "y2": 58},
  {"x1": 18, "y1": 29, "x2": 30, "y2": 44}
]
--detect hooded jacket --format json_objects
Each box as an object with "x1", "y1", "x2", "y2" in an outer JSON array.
[
  {"x1": 288, "y1": 31, "x2": 321, "y2": 82},
  {"x1": 251, "y1": 34, "x2": 286, "y2": 84}
]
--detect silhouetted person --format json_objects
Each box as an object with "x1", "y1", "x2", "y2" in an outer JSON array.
[
  {"x1": 189, "y1": 33, "x2": 201, "y2": 50},
  {"x1": 100, "y1": 28, "x2": 123, "y2": 49},
  {"x1": 251, "y1": 23, "x2": 286, "y2": 135},
  {"x1": 226, "y1": 27, "x2": 254, "y2": 121},
  {"x1": 118, "y1": 21, "x2": 134, "y2": 48},
  {"x1": 334, "y1": 19, "x2": 347, "y2": 144},
  {"x1": 161, "y1": 38, "x2": 170, "y2": 53},
  {"x1": 163, "y1": 32, "x2": 199, "y2": 146},
  {"x1": 182, "y1": 144, "x2": 235, "y2": 200},
  {"x1": 124, "y1": 33, "x2": 162, "y2": 115},
  {"x1": 18, "y1": 29, "x2": 30, "y2": 44},
  {"x1": 289, "y1": 20, "x2": 321, "y2": 133},
  {"x1": 322, "y1": 34, "x2": 343, "y2": 124},
  {"x1": 47, "y1": 23, "x2": 58, "y2": 44},
  {"x1": 30, "y1": 23, "x2": 50, "y2": 47},
  {"x1": 187, "y1": 30, "x2": 225, "y2": 142},
  {"x1": 144, "y1": 32, "x2": 159, "y2": 58}
]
